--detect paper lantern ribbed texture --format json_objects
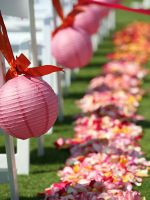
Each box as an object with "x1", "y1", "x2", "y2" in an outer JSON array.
[
  {"x1": 51, "y1": 27, "x2": 93, "y2": 69},
  {"x1": 0, "y1": 75, "x2": 58, "y2": 139},
  {"x1": 73, "y1": 6, "x2": 100, "y2": 35}
]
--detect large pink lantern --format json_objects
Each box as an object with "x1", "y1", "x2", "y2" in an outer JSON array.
[
  {"x1": 0, "y1": 13, "x2": 62, "y2": 140},
  {"x1": 51, "y1": 27, "x2": 93, "y2": 69},
  {"x1": 0, "y1": 76, "x2": 58, "y2": 139},
  {"x1": 73, "y1": 5, "x2": 100, "y2": 35}
]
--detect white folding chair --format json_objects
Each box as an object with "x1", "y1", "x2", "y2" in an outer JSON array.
[
  {"x1": 0, "y1": 0, "x2": 44, "y2": 176},
  {"x1": 143, "y1": 0, "x2": 150, "y2": 8}
]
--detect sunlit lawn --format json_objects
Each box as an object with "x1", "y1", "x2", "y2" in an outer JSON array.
[{"x1": 0, "y1": 5, "x2": 150, "y2": 200}]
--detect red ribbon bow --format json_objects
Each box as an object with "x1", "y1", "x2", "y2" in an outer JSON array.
[
  {"x1": 0, "y1": 12, "x2": 63, "y2": 81},
  {"x1": 52, "y1": 0, "x2": 84, "y2": 36}
]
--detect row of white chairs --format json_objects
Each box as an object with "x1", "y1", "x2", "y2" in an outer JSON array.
[{"x1": 0, "y1": 0, "x2": 117, "y2": 199}]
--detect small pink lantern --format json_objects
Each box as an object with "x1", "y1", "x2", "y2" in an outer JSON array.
[
  {"x1": 88, "y1": 4, "x2": 106, "y2": 19},
  {"x1": 92, "y1": 0, "x2": 111, "y2": 17},
  {"x1": 51, "y1": 27, "x2": 93, "y2": 69},
  {"x1": 73, "y1": 5, "x2": 100, "y2": 35},
  {"x1": 88, "y1": 4, "x2": 102, "y2": 18},
  {"x1": 0, "y1": 75, "x2": 58, "y2": 140},
  {"x1": 111, "y1": 0, "x2": 121, "y2": 3}
]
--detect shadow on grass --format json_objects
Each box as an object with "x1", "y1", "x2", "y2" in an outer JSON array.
[
  {"x1": 0, "y1": 146, "x2": 6, "y2": 153},
  {"x1": 0, "y1": 145, "x2": 17, "y2": 153},
  {"x1": 65, "y1": 91, "x2": 84, "y2": 100},
  {"x1": 30, "y1": 147, "x2": 69, "y2": 166},
  {"x1": 143, "y1": 77, "x2": 150, "y2": 83},
  {"x1": 15, "y1": 197, "x2": 41, "y2": 200},
  {"x1": 76, "y1": 76, "x2": 95, "y2": 83},
  {"x1": 56, "y1": 114, "x2": 76, "y2": 125},
  {"x1": 141, "y1": 93, "x2": 150, "y2": 99},
  {"x1": 31, "y1": 168, "x2": 59, "y2": 174},
  {"x1": 85, "y1": 62, "x2": 106, "y2": 69},
  {"x1": 137, "y1": 120, "x2": 150, "y2": 128}
]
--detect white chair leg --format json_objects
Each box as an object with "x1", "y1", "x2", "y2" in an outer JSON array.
[
  {"x1": 64, "y1": 69, "x2": 71, "y2": 89},
  {"x1": 37, "y1": 137, "x2": 45, "y2": 156},
  {"x1": 5, "y1": 135, "x2": 19, "y2": 200},
  {"x1": 111, "y1": 11, "x2": 116, "y2": 30},
  {"x1": 16, "y1": 139, "x2": 30, "y2": 173},
  {"x1": 143, "y1": 0, "x2": 150, "y2": 8},
  {"x1": 57, "y1": 72, "x2": 64, "y2": 122},
  {"x1": 92, "y1": 34, "x2": 99, "y2": 52}
]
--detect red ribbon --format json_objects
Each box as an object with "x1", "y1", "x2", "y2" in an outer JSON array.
[
  {"x1": 78, "y1": 0, "x2": 150, "y2": 15},
  {"x1": 52, "y1": 0, "x2": 65, "y2": 21},
  {"x1": 52, "y1": 0, "x2": 150, "y2": 36},
  {"x1": 52, "y1": 0, "x2": 83, "y2": 36},
  {"x1": 0, "y1": 12, "x2": 63, "y2": 81}
]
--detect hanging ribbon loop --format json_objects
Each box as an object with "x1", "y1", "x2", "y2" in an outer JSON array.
[
  {"x1": 0, "y1": 12, "x2": 63, "y2": 81},
  {"x1": 78, "y1": 0, "x2": 150, "y2": 15}
]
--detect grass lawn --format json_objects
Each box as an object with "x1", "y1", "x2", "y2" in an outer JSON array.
[{"x1": 0, "y1": 5, "x2": 150, "y2": 200}]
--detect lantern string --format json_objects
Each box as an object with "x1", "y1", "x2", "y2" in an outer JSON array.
[
  {"x1": 52, "y1": 0, "x2": 65, "y2": 21},
  {"x1": 78, "y1": 0, "x2": 150, "y2": 15},
  {"x1": 0, "y1": 12, "x2": 63, "y2": 81}
]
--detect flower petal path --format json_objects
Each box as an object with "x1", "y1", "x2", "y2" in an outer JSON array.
[{"x1": 43, "y1": 21, "x2": 150, "y2": 200}]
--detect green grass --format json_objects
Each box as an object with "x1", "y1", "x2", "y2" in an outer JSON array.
[
  {"x1": 0, "y1": 6, "x2": 150, "y2": 200},
  {"x1": 116, "y1": 8, "x2": 150, "y2": 199},
  {"x1": 136, "y1": 61, "x2": 150, "y2": 199}
]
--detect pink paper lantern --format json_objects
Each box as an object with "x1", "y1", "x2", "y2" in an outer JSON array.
[
  {"x1": 96, "y1": 0, "x2": 112, "y2": 17},
  {"x1": 51, "y1": 27, "x2": 93, "y2": 69},
  {"x1": 111, "y1": 0, "x2": 121, "y2": 3},
  {"x1": 73, "y1": 5, "x2": 100, "y2": 35},
  {"x1": 89, "y1": 4, "x2": 106, "y2": 19},
  {"x1": 0, "y1": 75, "x2": 58, "y2": 139},
  {"x1": 88, "y1": 5, "x2": 101, "y2": 18}
]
